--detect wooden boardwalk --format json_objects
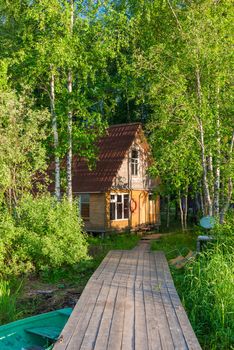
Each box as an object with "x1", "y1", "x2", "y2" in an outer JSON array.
[{"x1": 53, "y1": 249, "x2": 201, "y2": 350}]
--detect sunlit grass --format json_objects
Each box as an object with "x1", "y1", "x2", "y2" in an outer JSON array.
[
  {"x1": 151, "y1": 231, "x2": 199, "y2": 259},
  {"x1": 0, "y1": 280, "x2": 22, "y2": 325},
  {"x1": 152, "y1": 229, "x2": 234, "y2": 350}
]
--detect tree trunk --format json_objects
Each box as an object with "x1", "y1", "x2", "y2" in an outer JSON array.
[
  {"x1": 213, "y1": 114, "x2": 221, "y2": 216},
  {"x1": 166, "y1": 194, "x2": 170, "y2": 228},
  {"x1": 67, "y1": 69, "x2": 73, "y2": 203},
  {"x1": 220, "y1": 179, "x2": 233, "y2": 224},
  {"x1": 208, "y1": 153, "x2": 214, "y2": 203},
  {"x1": 178, "y1": 192, "x2": 184, "y2": 230},
  {"x1": 219, "y1": 131, "x2": 234, "y2": 223},
  {"x1": 200, "y1": 188, "x2": 205, "y2": 216},
  {"x1": 196, "y1": 68, "x2": 212, "y2": 216},
  {"x1": 66, "y1": 0, "x2": 74, "y2": 204},
  {"x1": 199, "y1": 120, "x2": 213, "y2": 216},
  {"x1": 183, "y1": 187, "x2": 188, "y2": 230},
  {"x1": 50, "y1": 68, "x2": 60, "y2": 201}
]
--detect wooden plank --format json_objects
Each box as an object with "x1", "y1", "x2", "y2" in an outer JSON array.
[
  {"x1": 94, "y1": 251, "x2": 130, "y2": 350},
  {"x1": 93, "y1": 279, "x2": 119, "y2": 350},
  {"x1": 54, "y1": 251, "x2": 115, "y2": 350},
  {"x1": 107, "y1": 252, "x2": 131, "y2": 350},
  {"x1": 121, "y1": 250, "x2": 139, "y2": 350},
  {"x1": 79, "y1": 282, "x2": 111, "y2": 350},
  {"x1": 160, "y1": 253, "x2": 202, "y2": 350},
  {"x1": 150, "y1": 252, "x2": 174, "y2": 350},
  {"x1": 134, "y1": 251, "x2": 149, "y2": 350},
  {"x1": 154, "y1": 252, "x2": 188, "y2": 349},
  {"x1": 67, "y1": 251, "x2": 123, "y2": 350},
  {"x1": 54, "y1": 249, "x2": 201, "y2": 350},
  {"x1": 53, "y1": 251, "x2": 122, "y2": 350},
  {"x1": 92, "y1": 250, "x2": 122, "y2": 281},
  {"x1": 143, "y1": 252, "x2": 162, "y2": 350},
  {"x1": 53, "y1": 279, "x2": 102, "y2": 350}
]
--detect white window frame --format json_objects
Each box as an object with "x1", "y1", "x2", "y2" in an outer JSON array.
[
  {"x1": 110, "y1": 193, "x2": 129, "y2": 221},
  {"x1": 131, "y1": 149, "x2": 139, "y2": 176}
]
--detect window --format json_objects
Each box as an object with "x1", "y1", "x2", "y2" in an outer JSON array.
[
  {"x1": 131, "y1": 149, "x2": 139, "y2": 176},
  {"x1": 79, "y1": 194, "x2": 90, "y2": 220},
  {"x1": 110, "y1": 194, "x2": 129, "y2": 220}
]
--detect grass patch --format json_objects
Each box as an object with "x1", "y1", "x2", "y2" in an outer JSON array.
[
  {"x1": 178, "y1": 239, "x2": 234, "y2": 350},
  {"x1": 151, "y1": 228, "x2": 234, "y2": 350},
  {"x1": 0, "y1": 280, "x2": 22, "y2": 325},
  {"x1": 151, "y1": 231, "x2": 199, "y2": 259}
]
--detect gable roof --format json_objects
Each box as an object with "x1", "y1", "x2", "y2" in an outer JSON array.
[{"x1": 72, "y1": 123, "x2": 143, "y2": 193}]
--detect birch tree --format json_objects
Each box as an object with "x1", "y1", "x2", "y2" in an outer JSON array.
[
  {"x1": 131, "y1": 0, "x2": 233, "y2": 223},
  {"x1": 0, "y1": 0, "x2": 109, "y2": 202}
]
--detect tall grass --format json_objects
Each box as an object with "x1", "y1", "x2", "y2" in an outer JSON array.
[
  {"x1": 150, "y1": 219, "x2": 234, "y2": 349},
  {"x1": 178, "y1": 233, "x2": 234, "y2": 349},
  {"x1": 151, "y1": 232, "x2": 198, "y2": 259},
  {"x1": 0, "y1": 280, "x2": 21, "y2": 325}
]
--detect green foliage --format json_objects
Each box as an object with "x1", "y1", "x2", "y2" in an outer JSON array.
[
  {"x1": 0, "y1": 195, "x2": 88, "y2": 277},
  {"x1": 0, "y1": 90, "x2": 49, "y2": 206},
  {"x1": 143, "y1": 0, "x2": 233, "y2": 197},
  {"x1": 41, "y1": 233, "x2": 140, "y2": 285},
  {"x1": 88, "y1": 233, "x2": 140, "y2": 252},
  {"x1": 0, "y1": 280, "x2": 21, "y2": 325},
  {"x1": 211, "y1": 211, "x2": 234, "y2": 241}
]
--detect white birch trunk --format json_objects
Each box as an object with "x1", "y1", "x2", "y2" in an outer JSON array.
[
  {"x1": 178, "y1": 192, "x2": 184, "y2": 231},
  {"x1": 66, "y1": 0, "x2": 74, "y2": 203},
  {"x1": 199, "y1": 120, "x2": 213, "y2": 216},
  {"x1": 208, "y1": 153, "x2": 214, "y2": 203},
  {"x1": 67, "y1": 69, "x2": 73, "y2": 203},
  {"x1": 50, "y1": 69, "x2": 60, "y2": 201},
  {"x1": 220, "y1": 131, "x2": 234, "y2": 223},
  {"x1": 213, "y1": 114, "x2": 221, "y2": 216},
  {"x1": 183, "y1": 186, "x2": 188, "y2": 230},
  {"x1": 196, "y1": 68, "x2": 213, "y2": 216}
]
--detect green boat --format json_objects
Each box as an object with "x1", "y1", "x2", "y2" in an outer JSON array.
[{"x1": 0, "y1": 308, "x2": 72, "y2": 350}]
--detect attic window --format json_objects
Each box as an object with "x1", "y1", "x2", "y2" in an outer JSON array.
[{"x1": 131, "y1": 149, "x2": 139, "y2": 176}]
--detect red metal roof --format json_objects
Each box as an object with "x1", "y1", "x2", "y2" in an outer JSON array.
[{"x1": 72, "y1": 123, "x2": 142, "y2": 192}]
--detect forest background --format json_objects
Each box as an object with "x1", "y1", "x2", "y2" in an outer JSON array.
[
  {"x1": 0, "y1": 1, "x2": 233, "y2": 349},
  {"x1": 0, "y1": 0, "x2": 233, "y2": 226}
]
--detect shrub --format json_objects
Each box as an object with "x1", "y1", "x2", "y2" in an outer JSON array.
[
  {"x1": 0, "y1": 195, "x2": 88, "y2": 277},
  {"x1": 0, "y1": 211, "x2": 33, "y2": 276}
]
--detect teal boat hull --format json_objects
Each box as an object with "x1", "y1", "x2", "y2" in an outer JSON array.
[{"x1": 0, "y1": 308, "x2": 72, "y2": 350}]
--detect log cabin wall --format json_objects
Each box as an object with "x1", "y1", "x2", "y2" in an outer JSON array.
[
  {"x1": 84, "y1": 193, "x2": 106, "y2": 231},
  {"x1": 106, "y1": 190, "x2": 160, "y2": 231}
]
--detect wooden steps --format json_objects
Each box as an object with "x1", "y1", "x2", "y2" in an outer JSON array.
[{"x1": 53, "y1": 250, "x2": 201, "y2": 350}]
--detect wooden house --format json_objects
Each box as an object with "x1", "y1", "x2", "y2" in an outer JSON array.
[{"x1": 71, "y1": 123, "x2": 160, "y2": 233}]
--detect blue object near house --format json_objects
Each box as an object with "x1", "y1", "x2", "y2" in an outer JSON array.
[{"x1": 199, "y1": 215, "x2": 215, "y2": 229}]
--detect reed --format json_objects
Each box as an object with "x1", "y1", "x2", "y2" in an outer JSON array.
[
  {"x1": 0, "y1": 280, "x2": 22, "y2": 325},
  {"x1": 178, "y1": 236, "x2": 234, "y2": 349}
]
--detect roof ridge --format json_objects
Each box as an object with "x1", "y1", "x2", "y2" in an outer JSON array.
[{"x1": 108, "y1": 122, "x2": 141, "y2": 128}]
